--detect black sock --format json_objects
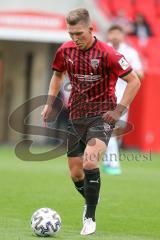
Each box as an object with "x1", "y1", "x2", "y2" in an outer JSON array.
[
  {"x1": 84, "y1": 168, "x2": 101, "y2": 221},
  {"x1": 73, "y1": 179, "x2": 85, "y2": 198}
]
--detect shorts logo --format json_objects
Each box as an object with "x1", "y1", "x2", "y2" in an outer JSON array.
[
  {"x1": 91, "y1": 59, "x2": 99, "y2": 69},
  {"x1": 118, "y1": 57, "x2": 129, "y2": 70},
  {"x1": 103, "y1": 123, "x2": 111, "y2": 132}
]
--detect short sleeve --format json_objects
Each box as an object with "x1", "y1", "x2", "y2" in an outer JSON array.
[
  {"x1": 108, "y1": 47, "x2": 132, "y2": 78},
  {"x1": 52, "y1": 46, "x2": 66, "y2": 72}
]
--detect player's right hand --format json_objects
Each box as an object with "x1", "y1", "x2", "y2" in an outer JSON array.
[{"x1": 41, "y1": 104, "x2": 52, "y2": 122}]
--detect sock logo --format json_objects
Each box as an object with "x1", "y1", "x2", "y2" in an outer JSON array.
[
  {"x1": 76, "y1": 186, "x2": 84, "y2": 190},
  {"x1": 89, "y1": 179, "x2": 99, "y2": 184}
]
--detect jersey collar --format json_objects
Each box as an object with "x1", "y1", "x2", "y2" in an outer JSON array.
[{"x1": 80, "y1": 36, "x2": 97, "y2": 52}]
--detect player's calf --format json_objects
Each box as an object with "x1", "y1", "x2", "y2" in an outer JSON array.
[
  {"x1": 82, "y1": 138, "x2": 104, "y2": 225},
  {"x1": 68, "y1": 156, "x2": 85, "y2": 198},
  {"x1": 83, "y1": 168, "x2": 100, "y2": 220}
]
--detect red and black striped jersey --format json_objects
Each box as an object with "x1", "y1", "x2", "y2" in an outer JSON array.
[{"x1": 52, "y1": 37, "x2": 132, "y2": 120}]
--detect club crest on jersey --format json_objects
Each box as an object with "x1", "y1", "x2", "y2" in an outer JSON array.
[{"x1": 91, "y1": 59, "x2": 99, "y2": 69}]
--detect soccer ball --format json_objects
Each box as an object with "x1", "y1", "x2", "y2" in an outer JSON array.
[{"x1": 31, "y1": 208, "x2": 61, "y2": 237}]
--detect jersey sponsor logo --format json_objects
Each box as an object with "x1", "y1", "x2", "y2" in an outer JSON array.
[
  {"x1": 118, "y1": 57, "x2": 129, "y2": 70},
  {"x1": 73, "y1": 74, "x2": 101, "y2": 82},
  {"x1": 91, "y1": 59, "x2": 99, "y2": 69}
]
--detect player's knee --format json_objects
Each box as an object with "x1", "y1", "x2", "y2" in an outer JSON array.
[
  {"x1": 83, "y1": 151, "x2": 98, "y2": 169},
  {"x1": 68, "y1": 157, "x2": 84, "y2": 181},
  {"x1": 70, "y1": 166, "x2": 84, "y2": 181},
  {"x1": 83, "y1": 159, "x2": 97, "y2": 170}
]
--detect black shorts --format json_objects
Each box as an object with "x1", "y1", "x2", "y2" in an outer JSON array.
[{"x1": 67, "y1": 116, "x2": 114, "y2": 157}]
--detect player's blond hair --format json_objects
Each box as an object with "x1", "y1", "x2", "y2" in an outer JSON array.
[{"x1": 66, "y1": 8, "x2": 91, "y2": 26}]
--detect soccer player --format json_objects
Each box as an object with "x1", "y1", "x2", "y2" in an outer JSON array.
[
  {"x1": 103, "y1": 25, "x2": 143, "y2": 175},
  {"x1": 41, "y1": 8, "x2": 141, "y2": 235}
]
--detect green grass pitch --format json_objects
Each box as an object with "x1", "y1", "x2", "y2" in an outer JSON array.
[{"x1": 0, "y1": 146, "x2": 160, "y2": 240}]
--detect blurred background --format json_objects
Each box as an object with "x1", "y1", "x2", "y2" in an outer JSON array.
[{"x1": 0, "y1": 0, "x2": 160, "y2": 152}]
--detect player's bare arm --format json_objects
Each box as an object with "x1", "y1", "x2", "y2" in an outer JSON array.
[
  {"x1": 120, "y1": 70, "x2": 141, "y2": 106},
  {"x1": 135, "y1": 69, "x2": 144, "y2": 80},
  {"x1": 103, "y1": 70, "x2": 141, "y2": 124},
  {"x1": 41, "y1": 70, "x2": 65, "y2": 122}
]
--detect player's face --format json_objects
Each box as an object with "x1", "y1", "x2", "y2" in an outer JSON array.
[
  {"x1": 107, "y1": 30, "x2": 125, "y2": 49},
  {"x1": 67, "y1": 21, "x2": 93, "y2": 50}
]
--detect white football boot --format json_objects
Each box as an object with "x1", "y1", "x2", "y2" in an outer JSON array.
[{"x1": 80, "y1": 218, "x2": 96, "y2": 236}]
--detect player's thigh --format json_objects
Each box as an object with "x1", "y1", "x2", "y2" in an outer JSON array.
[
  {"x1": 83, "y1": 138, "x2": 107, "y2": 169},
  {"x1": 67, "y1": 120, "x2": 85, "y2": 158}
]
